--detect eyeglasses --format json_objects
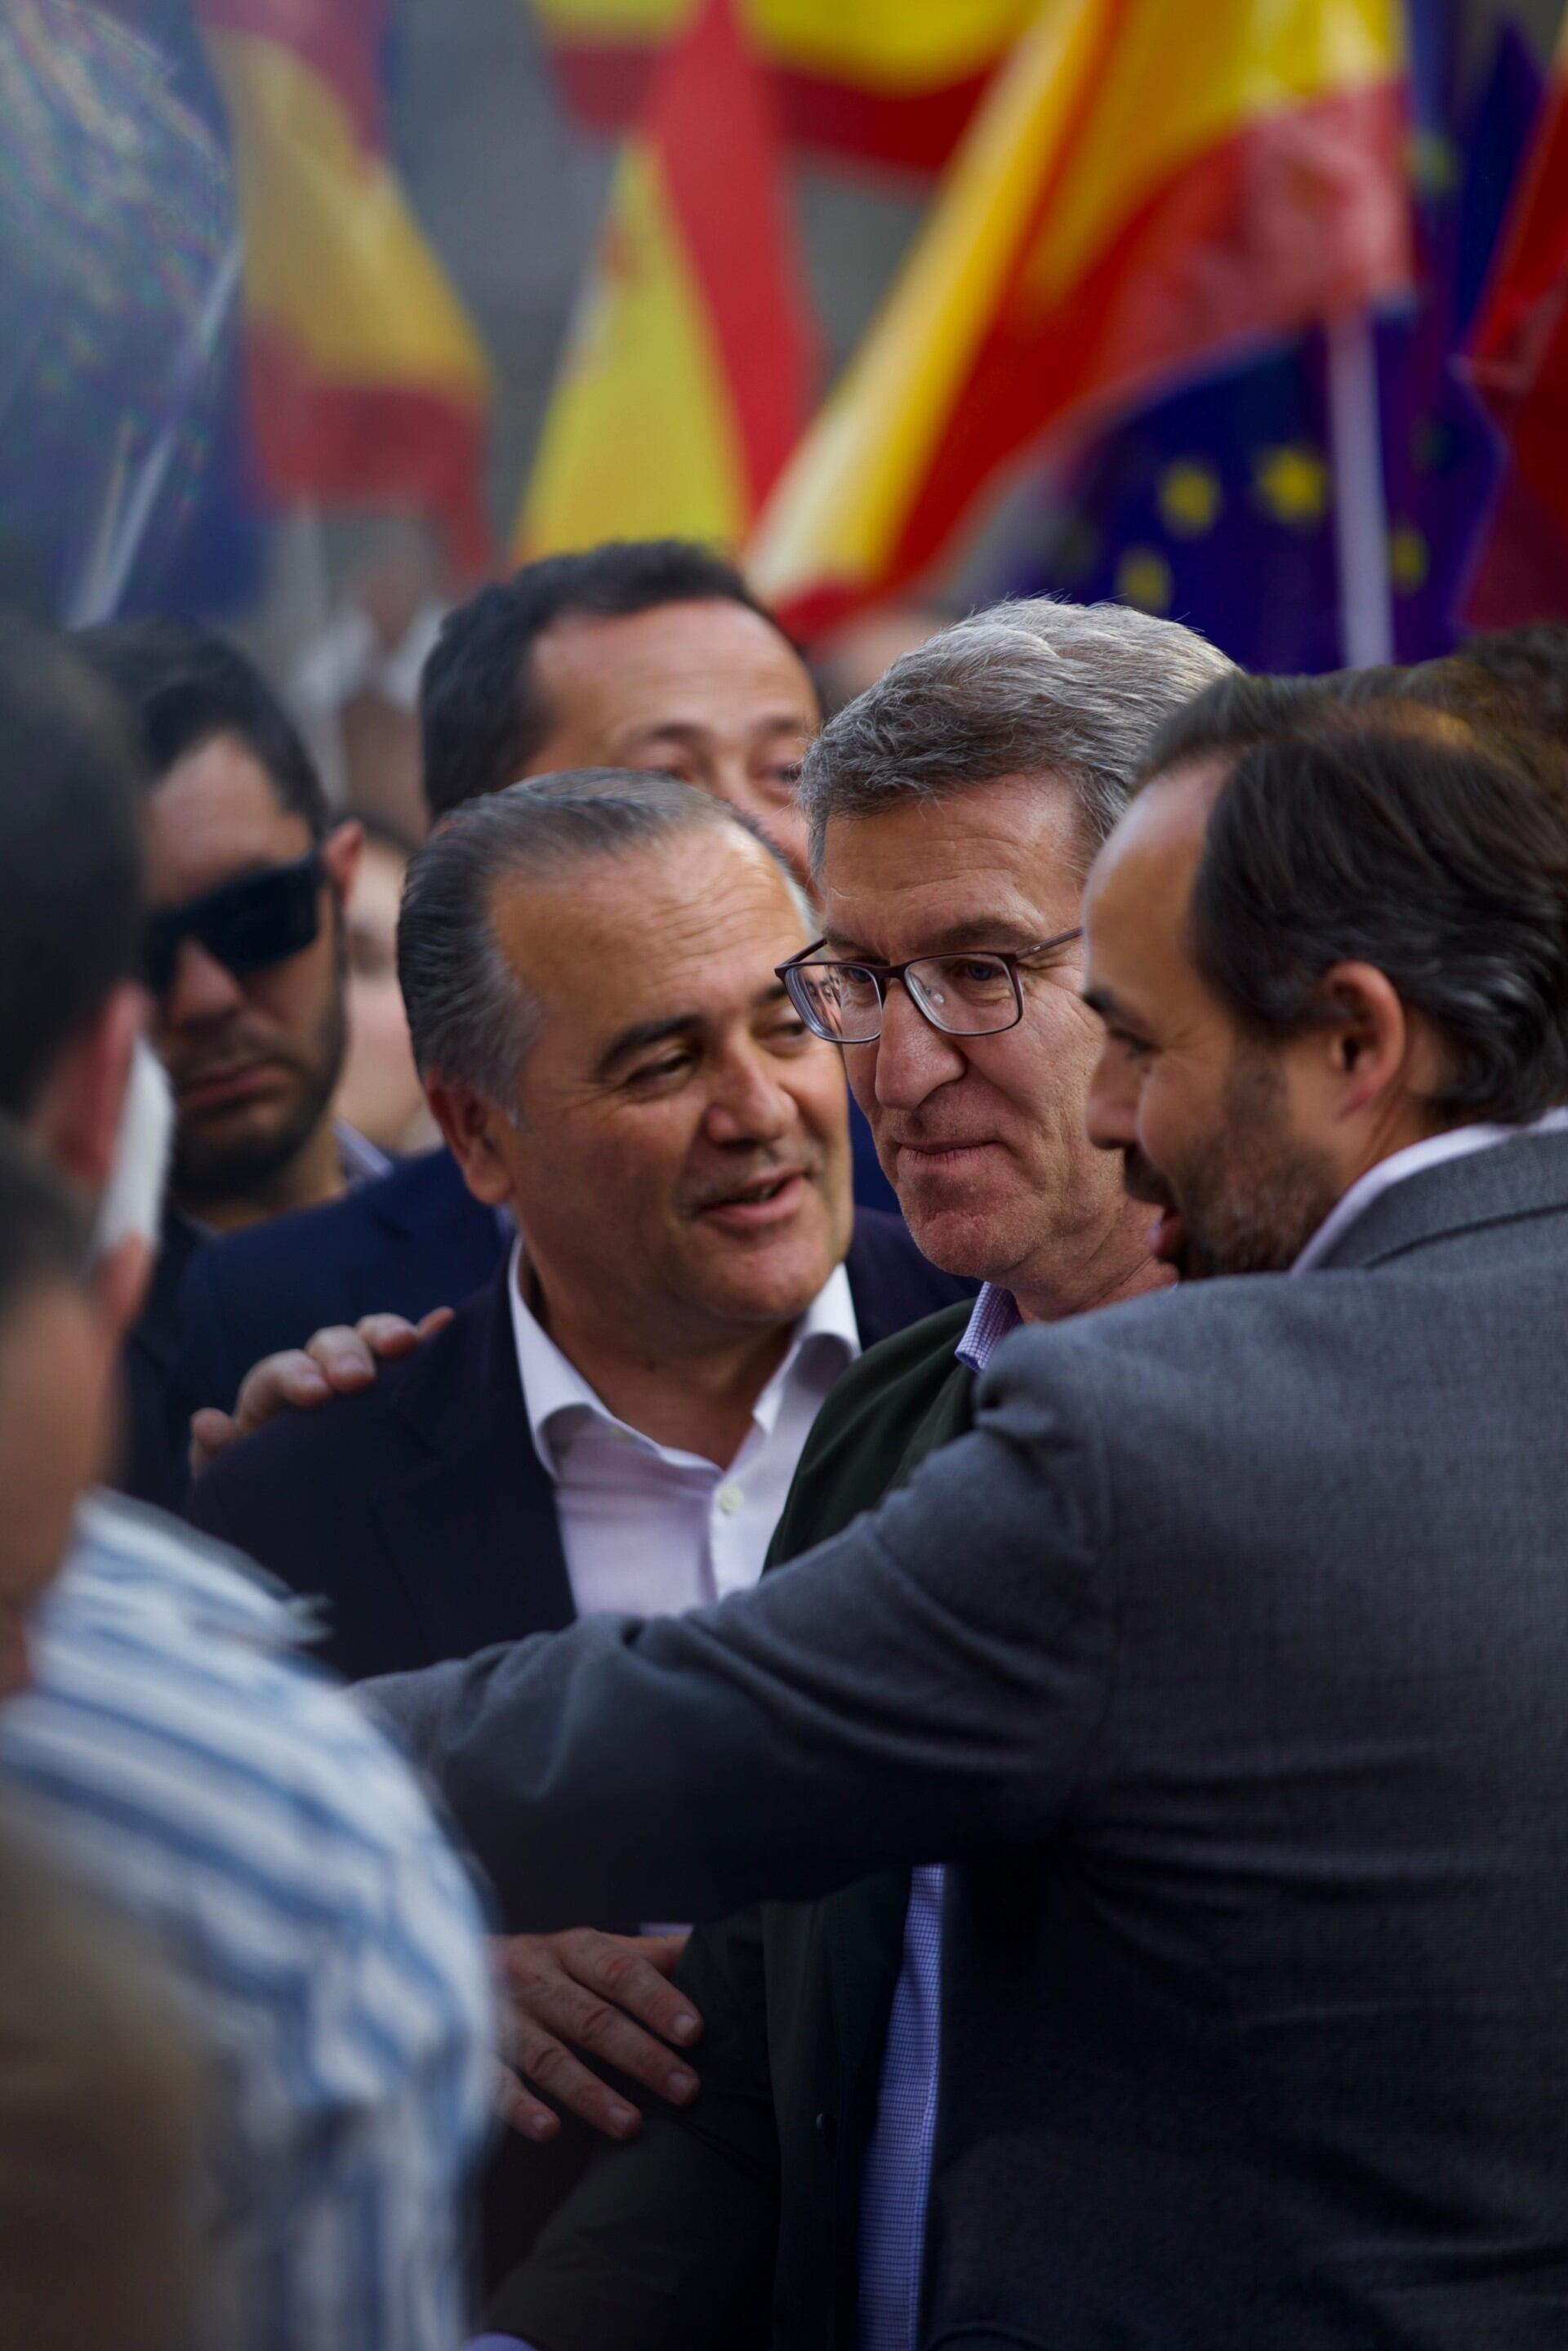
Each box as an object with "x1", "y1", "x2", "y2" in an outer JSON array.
[
  {"x1": 140, "y1": 852, "x2": 325, "y2": 996},
  {"x1": 777, "y1": 928, "x2": 1084, "y2": 1045}
]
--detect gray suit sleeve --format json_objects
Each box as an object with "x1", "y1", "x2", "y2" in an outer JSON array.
[{"x1": 366, "y1": 1341, "x2": 1116, "y2": 1930}]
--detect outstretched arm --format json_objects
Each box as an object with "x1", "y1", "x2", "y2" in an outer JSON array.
[{"x1": 368, "y1": 1351, "x2": 1115, "y2": 1931}]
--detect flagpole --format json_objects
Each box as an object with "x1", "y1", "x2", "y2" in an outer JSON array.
[{"x1": 1325, "y1": 310, "x2": 1393, "y2": 668}]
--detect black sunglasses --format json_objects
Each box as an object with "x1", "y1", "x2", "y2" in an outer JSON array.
[{"x1": 140, "y1": 852, "x2": 325, "y2": 996}]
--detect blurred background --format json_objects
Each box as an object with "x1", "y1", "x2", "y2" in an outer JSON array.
[{"x1": 7, "y1": 0, "x2": 1568, "y2": 837}]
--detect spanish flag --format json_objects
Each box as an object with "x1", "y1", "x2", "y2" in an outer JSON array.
[
  {"x1": 1467, "y1": 12, "x2": 1568, "y2": 554},
  {"x1": 750, "y1": 0, "x2": 1408, "y2": 635},
  {"x1": 517, "y1": 0, "x2": 813, "y2": 561},
  {"x1": 196, "y1": 0, "x2": 493, "y2": 575},
  {"x1": 530, "y1": 0, "x2": 1036, "y2": 172}
]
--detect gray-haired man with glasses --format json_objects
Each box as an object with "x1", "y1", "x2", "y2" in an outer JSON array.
[{"x1": 481, "y1": 598, "x2": 1231, "y2": 2351}]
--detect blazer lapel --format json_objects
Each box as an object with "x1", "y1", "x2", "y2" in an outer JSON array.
[{"x1": 372, "y1": 1273, "x2": 577, "y2": 1663}]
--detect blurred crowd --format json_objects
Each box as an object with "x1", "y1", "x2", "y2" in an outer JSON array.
[{"x1": 2, "y1": 546, "x2": 1568, "y2": 2351}]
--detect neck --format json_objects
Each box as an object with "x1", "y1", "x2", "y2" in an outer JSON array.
[
  {"x1": 173, "y1": 1117, "x2": 345, "y2": 1234},
  {"x1": 526, "y1": 1265, "x2": 798, "y2": 1467},
  {"x1": 1011, "y1": 1202, "x2": 1173, "y2": 1326}
]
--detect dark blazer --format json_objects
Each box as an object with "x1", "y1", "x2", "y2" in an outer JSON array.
[
  {"x1": 492, "y1": 1302, "x2": 977, "y2": 2351},
  {"x1": 372, "y1": 1132, "x2": 1568, "y2": 2350},
  {"x1": 117, "y1": 1206, "x2": 207, "y2": 1512},
  {"x1": 187, "y1": 1213, "x2": 976, "y2": 1681},
  {"x1": 170, "y1": 1146, "x2": 505, "y2": 1432}
]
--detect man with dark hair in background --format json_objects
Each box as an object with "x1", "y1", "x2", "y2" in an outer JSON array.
[
  {"x1": 372, "y1": 672, "x2": 1568, "y2": 2350},
  {"x1": 172, "y1": 538, "x2": 899, "y2": 1470},
  {"x1": 74, "y1": 619, "x2": 376, "y2": 1503}
]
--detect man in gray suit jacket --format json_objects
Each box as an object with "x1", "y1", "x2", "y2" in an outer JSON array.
[{"x1": 374, "y1": 674, "x2": 1568, "y2": 2348}]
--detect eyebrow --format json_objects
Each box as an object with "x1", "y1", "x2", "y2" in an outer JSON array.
[
  {"x1": 623, "y1": 714, "x2": 812, "y2": 750},
  {"x1": 595, "y1": 982, "x2": 792, "y2": 1078},
  {"x1": 822, "y1": 916, "x2": 1062, "y2": 959}
]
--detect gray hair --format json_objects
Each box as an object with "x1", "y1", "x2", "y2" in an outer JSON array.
[
  {"x1": 798, "y1": 595, "x2": 1233, "y2": 875},
  {"x1": 399, "y1": 769, "x2": 791, "y2": 1104}
]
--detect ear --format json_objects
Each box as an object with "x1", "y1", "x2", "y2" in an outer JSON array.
[
  {"x1": 1312, "y1": 961, "x2": 1410, "y2": 1115},
  {"x1": 321, "y1": 818, "x2": 364, "y2": 906},
  {"x1": 424, "y1": 1072, "x2": 515, "y2": 1208},
  {"x1": 29, "y1": 985, "x2": 145, "y2": 1195}
]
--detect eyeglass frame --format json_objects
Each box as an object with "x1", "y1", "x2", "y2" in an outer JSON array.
[
  {"x1": 776, "y1": 926, "x2": 1085, "y2": 1044},
  {"x1": 139, "y1": 848, "x2": 328, "y2": 997}
]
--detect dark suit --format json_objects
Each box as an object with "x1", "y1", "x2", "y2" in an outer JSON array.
[
  {"x1": 187, "y1": 1213, "x2": 975, "y2": 1681},
  {"x1": 170, "y1": 1146, "x2": 504, "y2": 1436},
  {"x1": 118, "y1": 1206, "x2": 207, "y2": 1512},
  {"x1": 492, "y1": 1302, "x2": 976, "y2": 2350},
  {"x1": 372, "y1": 1133, "x2": 1568, "y2": 2349}
]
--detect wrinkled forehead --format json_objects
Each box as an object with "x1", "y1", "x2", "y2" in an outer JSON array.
[
  {"x1": 532, "y1": 600, "x2": 817, "y2": 737},
  {"x1": 817, "y1": 771, "x2": 1091, "y2": 955},
  {"x1": 491, "y1": 828, "x2": 810, "y2": 1021}
]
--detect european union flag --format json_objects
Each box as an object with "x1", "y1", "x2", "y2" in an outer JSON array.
[{"x1": 1000, "y1": 4, "x2": 1540, "y2": 673}]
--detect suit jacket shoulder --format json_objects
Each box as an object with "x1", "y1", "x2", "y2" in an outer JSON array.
[
  {"x1": 189, "y1": 1270, "x2": 572, "y2": 1679},
  {"x1": 172, "y1": 1149, "x2": 505, "y2": 1419}
]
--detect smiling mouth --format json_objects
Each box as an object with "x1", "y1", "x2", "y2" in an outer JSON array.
[{"x1": 693, "y1": 1169, "x2": 810, "y2": 1218}]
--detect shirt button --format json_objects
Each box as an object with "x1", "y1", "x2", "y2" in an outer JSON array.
[{"x1": 715, "y1": 1482, "x2": 744, "y2": 1516}]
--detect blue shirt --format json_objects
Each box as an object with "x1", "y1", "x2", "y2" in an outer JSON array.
[
  {"x1": 0, "y1": 1494, "x2": 496, "y2": 2351},
  {"x1": 857, "y1": 1282, "x2": 1020, "y2": 2351}
]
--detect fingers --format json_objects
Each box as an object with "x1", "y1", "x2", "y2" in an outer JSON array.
[
  {"x1": 496, "y1": 1930, "x2": 706, "y2": 2144},
  {"x1": 350, "y1": 1311, "x2": 438, "y2": 1360},
  {"x1": 493, "y1": 2061, "x2": 564, "y2": 2146},
  {"x1": 229, "y1": 1347, "x2": 344, "y2": 1440},
  {"x1": 413, "y1": 1306, "x2": 456, "y2": 1340},
  {"x1": 503, "y1": 2015, "x2": 649, "y2": 2141},
  {"x1": 188, "y1": 1406, "x2": 237, "y2": 1481}
]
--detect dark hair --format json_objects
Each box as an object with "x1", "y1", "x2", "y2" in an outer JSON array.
[
  {"x1": 74, "y1": 619, "x2": 329, "y2": 842},
  {"x1": 419, "y1": 540, "x2": 793, "y2": 820},
  {"x1": 0, "y1": 617, "x2": 144, "y2": 1117},
  {"x1": 1139, "y1": 670, "x2": 1568, "y2": 1124},
  {"x1": 1456, "y1": 621, "x2": 1568, "y2": 745},
  {"x1": 0, "y1": 1118, "x2": 91, "y2": 1325}
]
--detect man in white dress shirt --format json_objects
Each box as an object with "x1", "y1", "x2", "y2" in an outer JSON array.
[{"x1": 189, "y1": 768, "x2": 969, "y2": 2164}]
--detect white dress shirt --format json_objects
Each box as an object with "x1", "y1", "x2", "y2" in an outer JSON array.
[
  {"x1": 1292, "y1": 1105, "x2": 1568, "y2": 1273},
  {"x1": 506, "y1": 1240, "x2": 861, "y2": 1619}
]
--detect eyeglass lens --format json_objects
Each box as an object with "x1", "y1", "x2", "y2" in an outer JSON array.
[{"x1": 789, "y1": 954, "x2": 1019, "y2": 1042}]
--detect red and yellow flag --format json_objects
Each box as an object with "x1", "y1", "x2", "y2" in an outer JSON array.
[
  {"x1": 529, "y1": 0, "x2": 1036, "y2": 172},
  {"x1": 196, "y1": 0, "x2": 493, "y2": 575},
  {"x1": 1467, "y1": 12, "x2": 1568, "y2": 557},
  {"x1": 517, "y1": 0, "x2": 813, "y2": 561},
  {"x1": 750, "y1": 0, "x2": 1409, "y2": 635}
]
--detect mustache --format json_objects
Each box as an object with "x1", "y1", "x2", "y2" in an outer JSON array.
[{"x1": 1120, "y1": 1147, "x2": 1174, "y2": 1209}]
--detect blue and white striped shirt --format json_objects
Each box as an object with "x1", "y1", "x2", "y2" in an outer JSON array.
[{"x1": 0, "y1": 1494, "x2": 497, "y2": 2351}]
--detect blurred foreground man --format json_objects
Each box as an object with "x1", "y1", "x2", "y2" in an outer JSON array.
[
  {"x1": 0, "y1": 620, "x2": 494, "y2": 2351},
  {"x1": 376, "y1": 674, "x2": 1568, "y2": 2349},
  {"x1": 494, "y1": 596, "x2": 1228, "y2": 2349},
  {"x1": 75, "y1": 621, "x2": 377, "y2": 1504},
  {"x1": 0, "y1": 1129, "x2": 202, "y2": 2351}
]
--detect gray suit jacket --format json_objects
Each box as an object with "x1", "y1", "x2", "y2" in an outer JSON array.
[{"x1": 373, "y1": 1133, "x2": 1568, "y2": 2348}]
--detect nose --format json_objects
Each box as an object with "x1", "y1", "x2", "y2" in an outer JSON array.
[
  {"x1": 704, "y1": 1040, "x2": 798, "y2": 1147},
  {"x1": 160, "y1": 937, "x2": 246, "y2": 1031},
  {"x1": 1085, "y1": 1038, "x2": 1136, "y2": 1155},
  {"x1": 868, "y1": 981, "x2": 969, "y2": 1112}
]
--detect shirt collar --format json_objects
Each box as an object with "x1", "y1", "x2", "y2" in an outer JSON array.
[
  {"x1": 334, "y1": 1119, "x2": 392, "y2": 1189},
  {"x1": 956, "y1": 1281, "x2": 1022, "y2": 1374},
  {"x1": 507, "y1": 1239, "x2": 860, "y2": 1480},
  {"x1": 1292, "y1": 1105, "x2": 1568, "y2": 1276}
]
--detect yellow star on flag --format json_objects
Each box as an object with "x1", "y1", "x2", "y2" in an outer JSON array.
[
  {"x1": 1252, "y1": 443, "x2": 1330, "y2": 528},
  {"x1": 1158, "y1": 460, "x2": 1223, "y2": 538}
]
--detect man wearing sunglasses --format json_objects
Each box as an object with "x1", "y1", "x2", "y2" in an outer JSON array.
[{"x1": 75, "y1": 621, "x2": 375, "y2": 1506}]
